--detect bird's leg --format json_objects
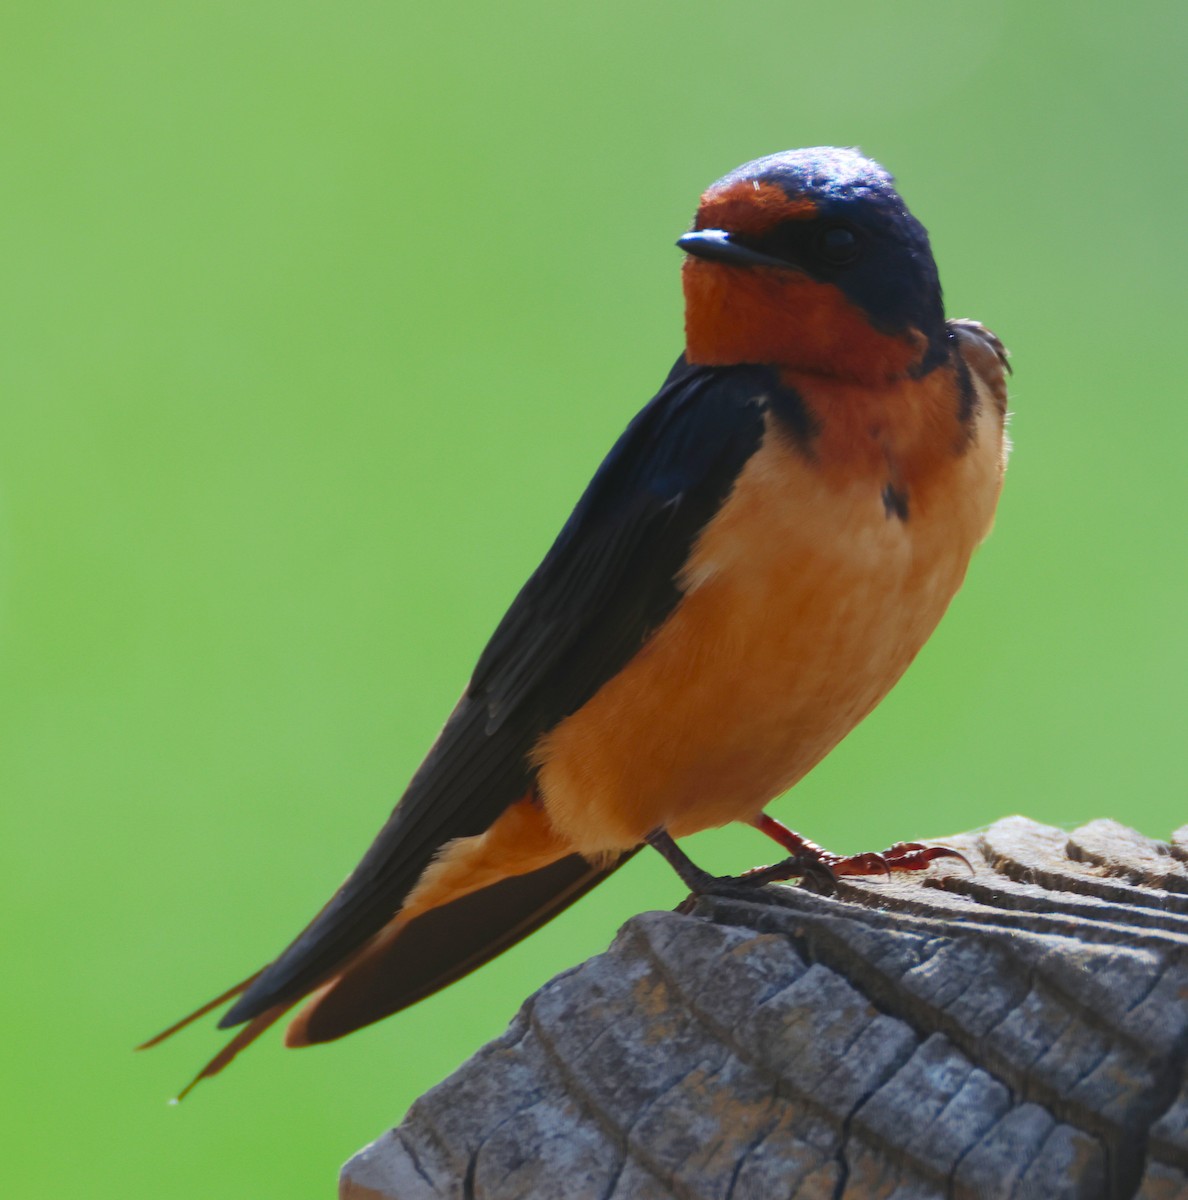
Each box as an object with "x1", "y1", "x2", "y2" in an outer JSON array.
[
  {"x1": 751, "y1": 812, "x2": 970, "y2": 878},
  {"x1": 645, "y1": 829, "x2": 720, "y2": 892},
  {"x1": 645, "y1": 828, "x2": 829, "y2": 893}
]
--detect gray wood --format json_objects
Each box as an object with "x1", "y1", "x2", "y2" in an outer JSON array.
[{"x1": 340, "y1": 817, "x2": 1188, "y2": 1199}]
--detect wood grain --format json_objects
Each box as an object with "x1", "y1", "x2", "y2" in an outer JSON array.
[{"x1": 340, "y1": 817, "x2": 1188, "y2": 1200}]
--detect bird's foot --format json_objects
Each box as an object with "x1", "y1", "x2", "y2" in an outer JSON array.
[
  {"x1": 751, "y1": 813, "x2": 970, "y2": 881},
  {"x1": 646, "y1": 821, "x2": 969, "y2": 906}
]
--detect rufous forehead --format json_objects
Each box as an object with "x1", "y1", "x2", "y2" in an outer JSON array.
[{"x1": 695, "y1": 180, "x2": 817, "y2": 236}]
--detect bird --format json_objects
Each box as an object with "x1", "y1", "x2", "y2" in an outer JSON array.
[{"x1": 142, "y1": 146, "x2": 1010, "y2": 1097}]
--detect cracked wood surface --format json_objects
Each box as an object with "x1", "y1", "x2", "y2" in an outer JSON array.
[{"x1": 339, "y1": 817, "x2": 1188, "y2": 1200}]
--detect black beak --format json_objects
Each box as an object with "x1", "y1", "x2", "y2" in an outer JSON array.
[{"x1": 677, "y1": 228, "x2": 795, "y2": 271}]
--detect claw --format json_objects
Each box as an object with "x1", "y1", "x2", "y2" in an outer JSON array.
[
  {"x1": 750, "y1": 814, "x2": 972, "y2": 882},
  {"x1": 825, "y1": 850, "x2": 891, "y2": 879},
  {"x1": 882, "y1": 843, "x2": 973, "y2": 874},
  {"x1": 882, "y1": 841, "x2": 928, "y2": 857},
  {"x1": 827, "y1": 843, "x2": 970, "y2": 879}
]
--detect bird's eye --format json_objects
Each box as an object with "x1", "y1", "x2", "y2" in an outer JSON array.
[{"x1": 816, "y1": 225, "x2": 861, "y2": 267}]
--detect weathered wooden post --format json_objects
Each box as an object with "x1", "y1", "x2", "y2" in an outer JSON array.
[{"x1": 340, "y1": 817, "x2": 1188, "y2": 1199}]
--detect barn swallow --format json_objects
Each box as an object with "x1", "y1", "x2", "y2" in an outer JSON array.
[{"x1": 143, "y1": 146, "x2": 1009, "y2": 1095}]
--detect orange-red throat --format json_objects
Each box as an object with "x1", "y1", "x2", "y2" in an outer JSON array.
[{"x1": 682, "y1": 256, "x2": 928, "y2": 383}]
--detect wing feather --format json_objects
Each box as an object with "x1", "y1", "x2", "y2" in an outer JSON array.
[{"x1": 219, "y1": 356, "x2": 770, "y2": 1027}]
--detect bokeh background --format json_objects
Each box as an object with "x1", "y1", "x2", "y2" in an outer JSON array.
[{"x1": 2, "y1": 0, "x2": 1184, "y2": 1195}]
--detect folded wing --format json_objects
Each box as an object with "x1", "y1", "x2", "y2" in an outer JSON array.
[{"x1": 207, "y1": 357, "x2": 772, "y2": 1033}]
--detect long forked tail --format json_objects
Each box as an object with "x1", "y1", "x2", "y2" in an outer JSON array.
[
  {"x1": 287, "y1": 849, "x2": 635, "y2": 1045},
  {"x1": 137, "y1": 972, "x2": 261, "y2": 1051},
  {"x1": 172, "y1": 1003, "x2": 296, "y2": 1101},
  {"x1": 136, "y1": 971, "x2": 297, "y2": 1101},
  {"x1": 138, "y1": 849, "x2": 634, "y2": 1095}
]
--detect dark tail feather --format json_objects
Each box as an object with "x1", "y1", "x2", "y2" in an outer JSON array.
[
  {"x1": 172, "y1": 1002, "x2": 295, "y2": 1101},
  {"x1": 136, "y1": 971, "x2": 262, "y2": 1050},
  {"x1": 286, "y1": 849, "x2": 634, "y2": 1046}
]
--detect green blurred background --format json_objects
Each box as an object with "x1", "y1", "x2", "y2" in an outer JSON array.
[{"x1": 2, "y1": 0, "x2": 1184, "y2": 1195}]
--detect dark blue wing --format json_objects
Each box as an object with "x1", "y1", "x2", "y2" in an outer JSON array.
[
  {"x1": 221, "y1": 356, "x2": 770, "y2": 1025},
  {"x1": 472, "y1": 355, "x2": 772, "y2": 731}
]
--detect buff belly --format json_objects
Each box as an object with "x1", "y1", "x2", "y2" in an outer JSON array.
[{"x1": 534, "y1": 401, "x2": 1005, "y2": 857}]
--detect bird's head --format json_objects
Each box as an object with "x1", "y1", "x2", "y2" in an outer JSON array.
[{"x1": 680, "y1": 147, "x2": 948, "y2": 383}]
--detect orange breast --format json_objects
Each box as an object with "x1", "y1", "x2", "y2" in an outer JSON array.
[{"x1": 533, "y1": 371, "x2": 1006, "y2": 857}]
